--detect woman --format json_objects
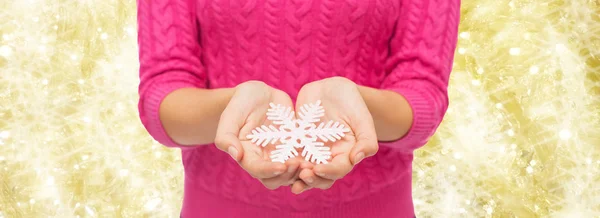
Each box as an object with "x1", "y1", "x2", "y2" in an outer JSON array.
[{"x1": 137, "y1": 0, "x2": 460, "y2": 217}]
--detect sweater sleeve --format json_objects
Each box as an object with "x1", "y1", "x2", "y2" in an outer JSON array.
[
  {"x1": 378, "y1": 0, "x2": 460, "y2": 152},
  {"x1": 137, "y1": 0, "x2": 207, "y2": 148}
]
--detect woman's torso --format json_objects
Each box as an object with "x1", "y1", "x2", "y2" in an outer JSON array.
[
  {"x1": 182, "y1": 0, "x2": 415, "y2": 214},
  {"x1": 196, "y1": 0, "x2": 401, "y2": 98}
]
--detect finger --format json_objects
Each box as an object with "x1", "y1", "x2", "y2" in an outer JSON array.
[
  {"x1": 214, "y1": 132, "x2": 244, "y2": 162},
  {"x1": 285, "y1": 158, "x2": 304, "y2": 182},
  {"x1": 291, "y1": 180, "x2": 311, "y2": 194},
  {"x1": 240, "y1": 145, "x2": 286, "y2": 179},
  {"x1": 299, "y1": 168, "x2": 334, "y2": 190},
  {"x1": 348, "y1": 113, "x2": 379, "y2": 165},
  {"x1": 313, "y1": 153, "x2": 353, "y2": 180},
  {"x1": 261, "y1": 175, "x2": 289, "y2": 190},
  {"x1": 300, "y1": 160, "x2": 315, "y2": 170},
  {"x1": 348, "y1": 132, "x2": 378, "y2": 165},
  {"x1": 260, "y1": 159, "x2": 302, "y2": 189},
  {"x1": 214, "y1": 107, "x2": 245, "y2": 162}
]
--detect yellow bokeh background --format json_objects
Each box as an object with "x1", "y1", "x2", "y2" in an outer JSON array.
[{"x1": 1, "y1": 0, "x2": 599, "y2": 217}]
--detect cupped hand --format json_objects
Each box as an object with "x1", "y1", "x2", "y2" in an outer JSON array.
[
  {"x1": 215, "y1": 81, "x2": 302, "y2": 190},
  {"x1": 290, "y1": 77, "x2": 379, "y2": 194}
]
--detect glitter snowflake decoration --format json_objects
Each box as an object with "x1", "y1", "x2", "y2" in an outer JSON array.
[{"x1": 246, "y1": 100, "x2": 350, "y2": 164}]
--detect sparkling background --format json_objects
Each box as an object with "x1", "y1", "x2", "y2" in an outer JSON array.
[{"x1": 1, "y1": 0, "x2": 599, "y2": 217}]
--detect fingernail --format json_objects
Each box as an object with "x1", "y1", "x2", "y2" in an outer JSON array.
[
  {"x1": 227, "y1": 147, "x2": 238, "y2": 160},
  {"x1": 274, "y1": 171, "x2": 283, "y2": 176},
  {"x1": 354, "y1": 152, "x2": 365, "y2": 165},
  {"x1": 315, "y1": 172, "x2": 326, "y2": 177},
  {"x1": 299, "y1": 188, "x2": 309, "y2": 194},
  {"x1": 305, "y1": 177, "x2": 314, "y2": 184}
]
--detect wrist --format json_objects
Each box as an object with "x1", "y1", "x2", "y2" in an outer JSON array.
[
  {"x1": 160, "y1": 87, "x2": 235, "y2": 145},
  {"x1": 357, "y1": 85, "x2": 413, "y2": 141}
]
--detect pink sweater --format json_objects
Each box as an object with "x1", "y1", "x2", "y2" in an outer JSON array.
[{"x1": 137, "y1": 0, "x2": 459, "y2": 217}]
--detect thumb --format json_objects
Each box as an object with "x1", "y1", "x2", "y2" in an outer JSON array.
[
  {"x1": 215, "y1": 107, "x2": 245, "y2": 162},
  {"x1": 348, "y1": 116, "x2": 378, "y2": 166},
  {"x1": 349, "y1": 135, "x2": 378, "y2": 165},
  {"x1": 215, "y1": 132, "x2": 244, "y2": 162}
]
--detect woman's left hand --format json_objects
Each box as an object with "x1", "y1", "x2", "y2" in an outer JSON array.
[{"x1": 291, "y1": 77, "x2": 379, "y2": 194}]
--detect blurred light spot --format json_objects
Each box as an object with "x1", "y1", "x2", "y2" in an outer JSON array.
[
  {"x1": 555, "y1": 43, "x2": 566, "y2": 52},
  {"x1": 495, "y1": 103, "x2": 503, "y2": 109},
  {"x1": 559, "y1": 129, "x2": 572, "y2": 140},
  {"x1": 529, "y1": 66, "x2": 539, "y2": 74},
  {"x1": 85, "y1": 206, "x2": 95, "y2": 216},
  {"x1": 530, "y1": 160, "x2": 537, "y2": 166},
  {"x1": 0, "y1": 45, "x2": 13, "y2": 57},
  {"x1": 458, "y1": 48, "x2": 466, "y2": 54},
  {"x1": 0, "y1": 131, "x2": 9, "y2": 139},
  {"x1": 119, "y1": 169, "x2": 129, "y2": 177},
  {"x1": 125, "y1": 27, "x2": 135, "y2": 36},
  {"x1": 144, "y1": 198, "x2": 162, "y2": 211},
  {"x1": 453, "y1": 152, "x2": 463, "y2": 159},
  {"x1": 460, "y1": 32, "x2": 470, "y2": 39},
  {"x1": 507, "y1": 129, "x2": 515, "y2": 136},
  {"x1": 509, "y1": 47, "x2": 521, "y2": 55},
  {"x1": 526, "y1": 166, "x2": 533, "y2": 173},
  {"x1": 47, "y1": 176, "x2": 55, "y2": 185},
  {"x1": 413, "y1": 198, "x2": 423, "y2": 205}
]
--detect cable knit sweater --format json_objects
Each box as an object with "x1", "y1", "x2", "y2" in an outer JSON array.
[{"x1": 137, "y1": 0, "x2": 459, "y2": 217}]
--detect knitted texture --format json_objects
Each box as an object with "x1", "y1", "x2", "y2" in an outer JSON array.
[{"x1": 137, "y1": 0, "x2": 460, "y2": 217}]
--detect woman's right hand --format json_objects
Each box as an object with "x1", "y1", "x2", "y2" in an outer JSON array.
[{"x1": 215, "y1": 81, "x2": 302, "y2": 190}]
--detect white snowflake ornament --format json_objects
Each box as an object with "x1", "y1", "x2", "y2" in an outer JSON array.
[{"x1": 246, "y1": 100, "x2": 350, "y2": 164}]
